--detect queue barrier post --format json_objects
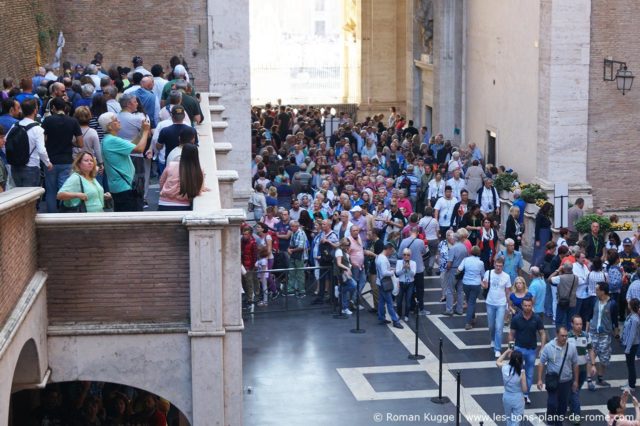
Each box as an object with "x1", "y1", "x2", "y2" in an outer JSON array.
[
  {"x1": 456, "y1": 370, "x2": 461, "y2": 426},
  {"x1": 430, "y1": 338, "x2": 450, "y2": 404},
  {"x1": 408, "y1": 305, "x2": 425, "y2": 360}
]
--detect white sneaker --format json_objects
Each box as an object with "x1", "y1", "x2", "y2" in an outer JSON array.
[
  {"x1": 494, "y1": 350, "x2": 501, "y2": 358},
  {"x1": 403, "y1": 316, "x2": 409, "y2": 322},
  {"x1": 342, "y1": 308, "x2": 353, "y2": 315}
]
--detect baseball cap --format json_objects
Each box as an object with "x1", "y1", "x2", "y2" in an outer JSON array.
[
  {"x1": 623, "y1": 237, "x2": 633, "y2": 245},
  {"x1": 350, "y1": 206, "x2": 362, "y2": 213},
  {"x1": 171, "y1": 105, "x2": 186, "y2": 117}
]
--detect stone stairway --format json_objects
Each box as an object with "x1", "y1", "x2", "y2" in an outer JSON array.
[{"x1": 204, "y1": 92, "x2": 238, "y2": 209}]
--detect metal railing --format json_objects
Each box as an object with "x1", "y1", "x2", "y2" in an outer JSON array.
[{"x1": 242, "y1": 264, "x2": 369, "y2": 316}]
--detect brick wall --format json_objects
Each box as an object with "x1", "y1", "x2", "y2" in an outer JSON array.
[
  {"x1": 38, "y1": 224, "x2": 190, "y2": 324},
  {"x1": 588, "y1": 0, "x2": 640, "y2": 209},
  {"x1": 0, "y1": 202, "x2": 38, "y2": 330},
  {"x1": 0, "y1": 0, "x2": 56, "y2": 81},
  {"x1": 52, "y1": 0, "x2": 210, "y2": 92}
]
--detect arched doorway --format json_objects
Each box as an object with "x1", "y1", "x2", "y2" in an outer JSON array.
[
  {"x1": 11, "y1": 339, "x2": 41, "y2": 391},
  {"x1": 10, "y1": 381, "x2": 190, "y2": 425}
]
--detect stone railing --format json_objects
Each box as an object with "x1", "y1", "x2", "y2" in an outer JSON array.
[{"x1": 0, "y1": 188, "x2": 42, "y2": 330}]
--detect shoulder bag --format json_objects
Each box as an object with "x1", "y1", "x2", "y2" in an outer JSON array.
[
  {"x1": 59, "y1": 175, "x2": 87, "y2": 213},
  {"x1": 558, "y1": 277, "x2": 576, "y2": 309},
  {"x1": 545, "y1": 344, "x2": 568, "y2": 392},
  {"x1": 112, "y1": 166, "x2": 144, "y2": 198},
  {"x1": 377, "y1": 260, "x2": 394, "y2": 292}
]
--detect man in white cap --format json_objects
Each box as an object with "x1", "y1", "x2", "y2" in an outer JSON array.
[{"x1": 350, "y1": 206, "x2": 368, "y2": 245}]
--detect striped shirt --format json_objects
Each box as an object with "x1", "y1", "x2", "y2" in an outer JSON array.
[{"x1": 568, "y1": 331, "x2": 592, "y2": 367}]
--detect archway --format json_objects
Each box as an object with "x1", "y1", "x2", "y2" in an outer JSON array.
[
  {"x1": 11, "y1": 339, "x2": 41, "y2": 391},
  {"x1": 10, "y1": 381, "x2": 190, "y2": 426}
]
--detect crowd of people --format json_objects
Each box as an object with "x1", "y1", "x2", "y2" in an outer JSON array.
[
  {"x1": 242, "y1": 103, "x2": 640, "y2": 425},
  {"x1": 0, "y1": 53, "x2": 205, "y2": 212},
  {"x1": 13, "y1": 382, "x2": 179, "y2": 426}
]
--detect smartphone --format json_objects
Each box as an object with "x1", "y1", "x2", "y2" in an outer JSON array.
[{"x1": 508, "y1": 342, "x2": 515, "y2": 350}]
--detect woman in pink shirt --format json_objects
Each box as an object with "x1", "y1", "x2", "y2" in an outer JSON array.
[{"x1": 158, "y1": 144, "x2": 205, "y2": 210}]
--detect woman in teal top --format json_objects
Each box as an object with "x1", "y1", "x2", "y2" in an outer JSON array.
[{"x1": 57, "y1": 152, "x2": 111, "y2": 212}]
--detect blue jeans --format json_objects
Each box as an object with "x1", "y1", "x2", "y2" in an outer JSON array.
[
  {"x1": 378, "y1": 285, "x2": 399, "y2": 323},
  {"x1": 503, "y1": 391, "x2": 524, "y2": 426},
  {"x1": 11, "y1": 165, "x2": 40, "y2": 187},
  {"x1": 341, "y1": 277, "x2": 356, "y2": 310},
  {"x1": 445, "y1": 270, "x2": 464, "y2": 314},
  {"x1": 44, "y1": 164, "x2": 71, "y2": 213},
  {"x1": 570, "y1": 368, "x2": 587, "y2": 417},
  {"x1": 555, "y1": 305, "x2": 575, "y2": 330},
  {"x1": 545, "y1": 282, "x2": 554, "y2": 317},
  {"x1": 396, "y1": 281, "x2": 414, "y2": 318},
  {"x1": 486, "y1": 303, "x2": 506, "y2": 352},
  {"x1": 463, "y1": 284, "x2": 481, "y2": 325},
  {"x1": 351, "y1": 266, "x2": 367, "y2": 299},
  {"x1": 515, "y1": 346, "x2": 537, "y2": 396}
]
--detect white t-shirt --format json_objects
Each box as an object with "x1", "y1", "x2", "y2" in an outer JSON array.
[
  {"x1": 446, "y1": 177, "x2": 466, "y2": 200},
  {"x1": 434, "y1": 197, "x2": 457, "y2": 227},
  {"x1": 484, "y1": 270, "x2": 512, "y2": 306},
  {"x1": 418, "y1": 216, "x2": 439, "y2": 241}
]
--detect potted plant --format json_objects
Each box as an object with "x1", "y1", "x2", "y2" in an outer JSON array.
[
  {"x1": 575, "y1": 214, "x2": 611, "y2": 236},
  {"x1": 494, "y1": 173, "x2": 516, "y2": 194},
  {"x1": 520, "y1": 184, "x2": 548, "y2": 204}
]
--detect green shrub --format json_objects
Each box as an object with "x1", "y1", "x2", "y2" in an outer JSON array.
[
  {"x1": 520, "y1": 184, "x2": 548, "y2": 203},
  {"x1": 575, "y1": 214, "x2": 611, "y2": 235},
  {"x1": 493, "y1": 173, "x2": 516, "y2": 192}
]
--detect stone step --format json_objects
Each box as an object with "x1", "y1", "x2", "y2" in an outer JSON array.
[
  {"x1": 214, "y1": 142, "x2": 233, "y2": 155},
  {"x1": 208, "y1": 92, "x2": 222, "y2": 102},
  {"x1": 209, "y1": 104, "x2": 226, "y2": 118},
  {"x1": 211, "y1": 121, "x2": 228, "y2": 140}
]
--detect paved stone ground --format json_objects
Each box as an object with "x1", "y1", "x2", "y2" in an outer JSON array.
[{"x1": 243, "y1": 274, "x2": 639, "y2": 426}]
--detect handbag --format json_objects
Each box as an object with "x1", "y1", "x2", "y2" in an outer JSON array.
[
  {"x1": 381, "y1": 276, "x2": 394, "y2": 292},
  {"x1": 59, "y1": 175, "x2": 87, "y2": 213},
  {"x1": 558, "y1": 277, "x2": 576, "y2": 309},
  {"x1": 545, "y1": 344, "x2": 568, "y2": 392},
  {"x1": 112, "y1": 166, "x2": 144, "y2": 198},
  {"x1": 455, "y1": 266, "x2": 465, "y2": 281}
]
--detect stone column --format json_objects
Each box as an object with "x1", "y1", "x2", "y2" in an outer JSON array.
[
  {"x1": 536, "y1": 0, "x2": 592, "y2": 205},
  {"x1": 185, "y1": 216, "x2": 227, "y2": 425},
  {"x1": 207, "y1": 0, "x2": 252, "y2": 207},
  {"x1": 221, "y1": 225, "x2": 243, "y2": 426},
  {"x1": 432, "y1": 0, "x2": 463, "y2": 143}
]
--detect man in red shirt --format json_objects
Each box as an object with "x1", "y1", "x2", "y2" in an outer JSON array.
[{"x1": 241, "y1": 226, "x2": 258, "y2": 311}]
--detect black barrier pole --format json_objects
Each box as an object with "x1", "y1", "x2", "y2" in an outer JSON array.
[
  {"x1": 408, "y1": 305, "x2": 425, "y2": 360},
  {"x1": 430, "y1": 338, "x2": 450, "y2": 404},
  {"x1": 456, "y1": 371, "x2": 461, "y2": 426},
  {"x1": 350, "y1": 280, "x2": 365, "y2": 334}
]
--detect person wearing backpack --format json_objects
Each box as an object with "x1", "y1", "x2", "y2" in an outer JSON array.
[
  {"x1": 548, "y1": 262, "x2": 579, "y2": 330},
  {"x1": 6, "y1": 98, "x2": 52, "y2": 188},
  {"x1": 0, "y1": 125, "x2": 8, "y2": 192}
]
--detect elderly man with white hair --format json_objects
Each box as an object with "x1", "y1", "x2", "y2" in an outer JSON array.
[
  {"x1": 98, "y1": 112, "x2": 150, "y2": 212},
  {"x1": 160, "y1": 64, "x2": 189, "y2": 104},
  {"x1": 528, "y1": 266, "x2": 547, "y2": 318},
  {"x1": 443, "y1": 230, "x2": 469, "y2": 316}
]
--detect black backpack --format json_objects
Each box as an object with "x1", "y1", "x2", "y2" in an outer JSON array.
[{"x1": 6, "y1": 123, "x2": 39, "y2": 166}]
